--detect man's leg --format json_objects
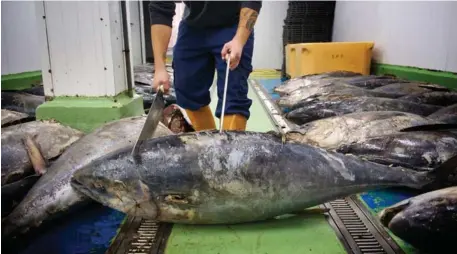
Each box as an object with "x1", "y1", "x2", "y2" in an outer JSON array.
[
  {"x1": 210, "y1": 25, "x2": 254, "y2": 131},
  {"x1": 173, "y1": 22, "x2": 216, "y2": 131}
]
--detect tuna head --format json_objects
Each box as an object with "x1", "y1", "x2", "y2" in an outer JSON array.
[
  {"x1": 70, "y1": 138, "x2": 209, "y2": 223},
  {"x1": 378, "y1": 187, "x2": 457, "y2": 252},
  {"x1": 71, "y1": 152, "x2": 159, "y2": 219}
]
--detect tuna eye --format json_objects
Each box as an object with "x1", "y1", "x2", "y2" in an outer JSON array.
[{"x1": 164, "y1": 194, "x2": 189, "y2": 204}]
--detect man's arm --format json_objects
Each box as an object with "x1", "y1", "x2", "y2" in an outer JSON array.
[
  {"x1": 234, "y1": 1, "x2": 262, "y2": 46},
  {"x1": 149, "y1": 1, "x2": 176, "y2": 71}
]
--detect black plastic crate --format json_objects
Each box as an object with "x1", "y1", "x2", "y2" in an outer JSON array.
[
  {"x1": 283, "y1": 17, "x2": 335, "y2": 26},
  {"x1": 286, "y1": 1, "x2": 336, "y2": 18},
  {"x1": 283, "y1": 23, "x2": 333, "y2": 41},
  {"x1": 287, "y1": 1, "x2": 336, "y2": 10}
]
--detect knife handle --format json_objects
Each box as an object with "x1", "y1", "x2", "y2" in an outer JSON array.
[{"x1": 158, "y1": 84, "x2": 165, "y2": 93}]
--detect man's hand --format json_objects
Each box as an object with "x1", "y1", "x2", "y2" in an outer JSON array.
[
  {"x1": 221, "y1": 7, "x2": 259, "y2": 70},
  {"x1": 221, "y1": 38, "x2": 244, "y2": 70},
  {"x1": 153, "y1": 69, "x2": 171, "y2": 93}
]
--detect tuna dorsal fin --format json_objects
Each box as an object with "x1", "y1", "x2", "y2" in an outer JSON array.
[
  {"x1": 426, "y1": 154, "x2": 457, "y2": 185},
  {"x1": 21, "y1": 135, "x2": 48, "y2": 175},
  {"x1": 418, "y1": 84, "x2": 450, "y2": 92},
  {"x1": 399, "y1": 123, "x2": 457, "y2": 132}
]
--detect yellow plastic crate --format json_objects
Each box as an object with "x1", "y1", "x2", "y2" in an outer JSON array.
[{"x1": 285, "y1": 42, "x2": 375, "y2": 78}]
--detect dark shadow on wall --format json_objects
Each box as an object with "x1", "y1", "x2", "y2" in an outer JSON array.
[{"x1": 143, "y1": 1, "x2": 154, "y2": 63}]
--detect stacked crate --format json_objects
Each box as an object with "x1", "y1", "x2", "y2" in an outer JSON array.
[{"x1": 281, "y1": 1, "x2": 336, "y2": 79}]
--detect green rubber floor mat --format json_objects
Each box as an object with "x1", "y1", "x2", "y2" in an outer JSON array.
[
  {"x1": 163, "y1": 78, "x2": 346, "y2": 254},
  {"x1": 165, "y1": 216, "x2": 346, "y2": 254}
]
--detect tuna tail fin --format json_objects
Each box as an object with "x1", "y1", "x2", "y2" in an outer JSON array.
[
  {"x1": 423, "y1": 154, "x2": 457, "y2": 189},
  {"x1": 399, "y1": 123, "x2": 457, "y2": 132},
  {"x1": 21, "y1": 135, "x2": 48, "y2": 175}
]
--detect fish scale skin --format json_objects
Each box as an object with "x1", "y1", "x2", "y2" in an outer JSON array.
[
  {"x1": 399, "y1": 91, "x2": 457, "y2": 106},
  {"x1": 290, "y1": 111, "x2": 437, "y2": 150},
  {"x1": 372, "y1": 82, "x2": 450, "y2": 97},
  {"x1": 72, "y1": 131, "x2": 432, "y2": 225},
  {"x1": 1, "y1": 92, "x2": 45, "y2": 116},
  {"x1": 275, "y1": 76, "x2": 402, "y2": 95},
  {"x1": 336, "y1": 131, "x2": 457, "y2": 171},
  {"x1": 428, "y1": 104, "x2": 457, "y2": 124},
  {"x1": 1, "y1": 109, "x2": 30, "y2": 127},
  {"x1": 286, "y1": 96, "x2": 442, "y2": 125},
  {"x1": 277, "y1": 82, "x2": 402, "y2": 108}
]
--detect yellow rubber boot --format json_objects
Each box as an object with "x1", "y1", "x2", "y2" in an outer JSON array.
[
  {"x1": 221, "y1": 114, "x2": 247, "y2": 131},
  {"x1": 184, "y1": 106, "x2": 216, "y2": 131}
]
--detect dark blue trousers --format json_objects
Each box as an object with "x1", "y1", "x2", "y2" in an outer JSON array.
[{"x1": 172, "y1": 21, "x2": 254, "y2": 119}]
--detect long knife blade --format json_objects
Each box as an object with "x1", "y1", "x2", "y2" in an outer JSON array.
[{"x1": 131, "y1": 85, "x2": 165, "y2": 158}]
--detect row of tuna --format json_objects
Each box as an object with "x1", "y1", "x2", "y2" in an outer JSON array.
[
  {"x1": 2, "y1": 70, "x2": 456, "y2": 254},
  {"x1": 272, "y1": 71, "x2": 457, "y2": 252},
  {"x1": 274, "y1": 71, "x2": 457, "y2": 125}
]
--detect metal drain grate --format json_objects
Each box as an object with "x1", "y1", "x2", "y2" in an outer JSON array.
[
  {"x1": 127, "y1": 220, "x2": 159, "y2": 254},
  {"x1": 323, "y1": 197, "x2": 403, "y2": 254},
  {"x1": 106, "y1": 217, "x2": 172, "y2": 254}
]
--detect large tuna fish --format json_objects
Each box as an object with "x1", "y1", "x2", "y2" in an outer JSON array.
[
  {"x1": 285, "y1": 95, "x2": 442, "y2": 125},
  {"x1": 1, "y1": 92, "x2": 45, "y2": 116},
  {"x1": 1, "y1": 116, "x2": 173, "y2": 237},
  {"x1": 1, "y1": 175, "x2": 41, "y2": 218},
  {"x1": 70, "y1": 131, "x2": 457, "y2": 225},
  {"x1": 379, "y1": 186, "x2": 457, "y2": 253},
  {"x1": 276, "y1": 82, "x2": 400, "y2": 108},
  {"x1": 1, "y1": 109, "x2": 33, "y2": 127},
  {"x1": 21, "y1": 85, "x2": 45, "y2": 96},
  {"x1": 134, "y1": 72, "x2": 154, "y2": 86},
  {"x1": 274, "y1": 76, "x2": 401, "y2": 96},
  {"x1": 427, "y1": 104, "x2": 457, "y2": 124},
  {"x1": 342, "y1": 75, "x2": 404, "y2": 89},
  {"x1": 336, "y1": 131, "x2": 457, "y2": 171},
  {"x1": 133, "y1": 63, "x2": 174, "y2": 86},
  {"x1": 399, "y1": 91, "x2": 457, "y2": 106},
  {"x1": 273, "y1": 71, "x2": 362, "y2": 95},
  {"x1": 1, "y1": 120, "x2": 83, "y2": 185},
  {"x1": 371, "y1": 82, "x2": 450, "y2": 97},
  {"x1": 286, "y1": 111, "x2": 437, "y2": 149},
  {"x1": 2, "y1": 135, "x2": 48, "y2": 217}
]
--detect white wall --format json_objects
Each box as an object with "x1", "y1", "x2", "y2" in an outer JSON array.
[
  {"x1": 333, "y1": 1, "x2": 457, "y2": 72},
  {"x1": 1, "y1": 1, "x2": 41, "y2": 75},
  {"x1": 129, "y1": 1, "x2": 143, "y2": 65},
  {"x1": 252, "y1": 1, "x2": 288, "y2": 70},
  {"x1": 1, "y1": 1, "x2": 145, "y2": 76}
]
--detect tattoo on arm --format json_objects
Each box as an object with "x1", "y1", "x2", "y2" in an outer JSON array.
[{"x1": 241, "y1": 9, "x2": 258, "y2": 31}]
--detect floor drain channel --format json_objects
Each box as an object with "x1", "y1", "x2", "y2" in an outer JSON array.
[
  {"x1": 127, "y1": 220, "x2": 158, "y2": 254},
  {"x1": 324, "y1": 197, "x2": 403, "y2": 254},
  {"x1": 106, "y1": 217, "x2": 172, "y2": 254}
]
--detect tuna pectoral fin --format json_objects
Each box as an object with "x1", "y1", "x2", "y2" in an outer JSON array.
[
  {"x1": 425, "y1": 154, "x2": 457, "y2": 188},
  {"x1": 21, "y1": 135, "x2": 48, "y2": 175},
  {"x1": 291, "y1": 207, "x2": 330, "y2": 215},
  {"x1": 270, "y1": 208, "x2": 330, "y2": 221},
  {"x1": 399, "y1": 123, "x2": 457, "y2": 132}
]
